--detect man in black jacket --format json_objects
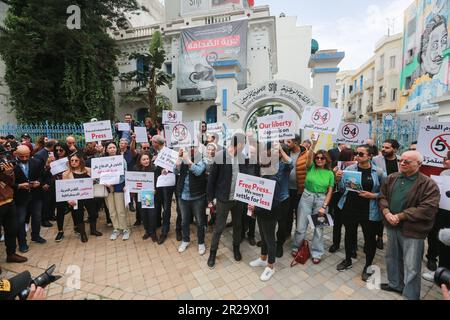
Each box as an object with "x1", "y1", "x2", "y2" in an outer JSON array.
[
  {"x1": 206, "y1": 133, "x2": 248, "y2": 269},
  {"x1": 328, "y1": 143, "x2": 347, "y2": 168},
  {"x1": 13, "y1": 146, "x2": 46, "y2": 253}
]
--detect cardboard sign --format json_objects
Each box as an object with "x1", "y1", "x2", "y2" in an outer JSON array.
[
  {"x1": 233, "y1": 173, "x2": 276, "y2": 210},
  {"x1": 162, "y1": 110, "x2": 182, "y2": 124},
  {"x1": 156, "y1": 173, "x2": 176, "y2": 188},
  {"x1": 165, "y1": 122, "x2": 199, "y2": 148},
  {"x1": 154, "y1": 147, "x2": 179, "y2": 172},
  {"x1": 417, "y1": 122, "x2": 450, "y2": 168},
  {"x1": 257, "y1": 113, "x2": 296, "y2": 142},
  {"x1": 134, "y1": 127, "x2": 148, "y2": 143},
  {"x1": 50, "y1": 157, "x2": 68, "y2": 176},
  {"x1": 125, "y1": 171, "x2": 155, "y2": 193},
  {"x1": 55, "y1": 179, "x2": 94, "y2": 202},
  {"x1": 431, "y1": 176, "x2": 450, "y2": 211},
  {"x1": 91, "y1": 156, "x2": 125, "y2": 179},
  {"x1": 118, "y1": 123, "x2": 131, "y2": 132},
  {"x1": 299, "y1": 106, "x2": 343, "y2": 135},
  {"x1": 333, "y1": 122, "x2": 370, "y2": 145},
  {"x1": 83, "y1": 120, "x2": 113, "y2": 142}
]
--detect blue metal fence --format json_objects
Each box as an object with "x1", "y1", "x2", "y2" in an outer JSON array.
[{"x1": 370, "y1": 118, "x2": 419, "y2": 152}]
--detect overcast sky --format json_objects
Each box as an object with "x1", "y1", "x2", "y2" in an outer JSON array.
[{"x1": 257, "y1": 0, "x2": 413, "y2": 70}]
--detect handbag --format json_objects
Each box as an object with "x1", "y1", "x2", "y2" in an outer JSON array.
[
  {"x1": 290, "y1": 240, "x2": 310, "y2": 267},
  {"x1": 93, "y1": 184, "x2": 108, "y2": 198}
]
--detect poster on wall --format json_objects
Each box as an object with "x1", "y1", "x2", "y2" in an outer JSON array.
[
  {"x1": 417, "y1": 122, "x2": 450, "y2": 168},
  {"x1": 177, "y1": 20, "x2": 248, "y2": 102}
]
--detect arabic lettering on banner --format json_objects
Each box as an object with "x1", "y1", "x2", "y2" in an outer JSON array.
[
  {"x1": 257, "y1": 113, "x2": 296, "y2": 142},
  {"x1": 154, "y1": 147, "x2": 179, "y2": 172},
  {"x1": 417, "y1": 122, "x2": 450, "y2": 168},
  {"x1": 333, "y1": 123, "x2": 370, "y2": 145},
  {"x1": 50, "y1": 157, "x2": 68, "y2": 176},
  {"x1": 233, "y1": 173, "x2": 276, "y2": 210},
  {"x1": 55, "y1": 179, "x2": 94, "y2": 202},
  {"x1": 83, "y1": 120, "x2": 113, "y2": 143},
  {"x1": 125, "y1": 171, "x2": 155, "y2": 193},
  {"x1": 91, "y1": 155, "x2": 125, "y2": 179}
]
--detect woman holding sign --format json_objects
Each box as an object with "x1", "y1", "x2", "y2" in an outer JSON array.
[
  {"x1": 335, "y1": 145, "x2": 386, "y2": 281},
  {"x1": 62, "y1": 153, "x2": 102, "y2": 243},
  {"x1": 291, "y1": 135, "x2": 334, "y2": 265}
]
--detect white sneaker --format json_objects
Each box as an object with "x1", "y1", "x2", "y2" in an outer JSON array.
[
  {"x1": 0, "y1": 234, "x2": 4, "y2": 242},
  {"x1": 198, "y1": 244, "x2": 206, "y2": 256},
  {"x1": 422, "y1": 271, "x2": 435, "y2": 282},
  {"x1": 260, "y1": 267, "x2": 275, "y2": 282},
  {"x1": 25, "y1": 223, "x2": 30, "y2": 233},
  {"x1": 250, "y1": 257, "x2": 268, "y2": 268},
  {"x1": 122, "y1": 229, "x2": 130, "y2": 241},
  {"x1": 110, "y1": 230, "x2": 120, "y2": 241},
  {"x1": 178, "y1": 241, "x2": 189, "y2": 253}
]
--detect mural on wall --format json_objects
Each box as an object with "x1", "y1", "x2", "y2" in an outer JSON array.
[{"x1": 400, "y1": 0, "x2": 450, "y2": 113}]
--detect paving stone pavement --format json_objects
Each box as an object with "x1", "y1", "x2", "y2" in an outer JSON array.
[{"x1": 0, "y1": 203, "x2": 442, "y2": 300}]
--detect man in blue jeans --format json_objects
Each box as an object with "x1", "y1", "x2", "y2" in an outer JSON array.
[
  {"x1": 13, "y1": 146, "x2": 46, "y2": 253},
  {"x1": 379, "y1": 151, "x2": 440, "y2": 300}
]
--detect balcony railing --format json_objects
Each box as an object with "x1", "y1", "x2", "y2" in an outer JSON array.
[{"x1": 364, "y1": 78, "x2": 374, "y2": 89}]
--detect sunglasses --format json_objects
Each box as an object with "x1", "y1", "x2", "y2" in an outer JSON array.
[
  {"x1": 142, "y1": 147, "x2": 150, "y2": 150},
  {"x1": 315, "y1": 156, "x2": 326, "y2": 161},
  {"x1": 356, "y1": 152, "x2": 368, "y2": 157},
  {"x1": 56, "y1": 149, "x2": 64, "y2": 152}
]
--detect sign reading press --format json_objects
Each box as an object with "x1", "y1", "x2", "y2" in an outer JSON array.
[{"x1": 83, "y1": 120, "x2": 113, "y2": 142}]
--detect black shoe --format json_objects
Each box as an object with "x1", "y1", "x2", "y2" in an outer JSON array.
[
  {"x1": 80, "y1": 232, "x2": 88, "y2": 243},
  {"x1": 49, "y1": 216, "x2": 57, "y2": 221},
  {"x1": 90, "y1": 223, "x2": 103, "y2": 237},
  {"x1": 361, "y1": 266, "x2": 374, "y2": 282},
  {"x1": 256, "y1": 240, "x2": 262, "y2": 247},
  {"x1": 427, "y1": 260, "x2": 438, "y2": 272},
  {"x1": 207, "y1": 250, "x2": 217, "y2": 269},
  {"x1": 276, "y1": 244, "x2": 283, "y2": 258},
  {"x1": 142, "y1": 233, "x2": 151, "y2": 240},
  {"x1": 19, "y1": 245, "x2": 29, "y2": 253},
  {"x1": 376, "y1": 237, "x2": 384, "y2": 250},
  {"x1": 329, "y1": 244, "x2": 339, "y2": 253},
  {"x1": 351, "y1": 250, "x2": 357, "y2": 259},
  {"x1": 151, "y1": 234, "x2": 158, "y2": 243},
  {"x1": 55, "y1": 232, "x2": 64, "y2": 242},
  {"x1": 157, "y1": 234, "x2": 167, "y2": 245},
  {"x1": 129, "y1": 203, "x2": 136, "y2": 212},
  {"x1": 233, "y1": 245, "x2": 241, "y2": 262},
  {"x1": 176, "y1": 231, "x2": 182, "y2": 242},
  {"x1": 31, "y1": 236, "x2": 47, "y2": 244},
  {"x1": 248, "y1": 237, "x2": 256, "y2": 246},
  {"x1": 226, "y1": 222, "x2": 233, "y2": 228},
  {"x1": 41, "y1": 221, "x2": 53, "y2": 228},
  {"x1": 336, "y1": 259, "x2": 352, "y2": 271},
  {"x1": 133, "y1": 221, "x2": 141, "y2": 227},
  {"x1": 380, "y1": 283, "x2": 403, "y2": 295}
]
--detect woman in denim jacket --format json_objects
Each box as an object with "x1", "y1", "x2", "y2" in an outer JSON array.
[{"x1": 335, "y1": 144, "x2": 386, "y2": 281}]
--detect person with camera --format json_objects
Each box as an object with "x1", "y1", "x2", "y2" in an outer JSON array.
[
  {"x1": 14, "y1": 145, "x2": 47, "y2": 253},
  {"x1": 334, "y1": 145, "x2": 386, "y2": 281},
  {"x1": 379, "y1": 151, "x2": 440, "y2": 300}
]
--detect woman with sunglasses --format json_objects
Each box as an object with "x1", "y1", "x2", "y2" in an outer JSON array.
[
  {"x1": 103, "y1": 142, "x2": 130, "y2": 241},
  {"x1": 335, "y1": 145, "x2": 386, "y2": 281},
  {"x1": 62, "y1": 153, "x2": 102, "y2": 242},
  {"x1": 292, "y1": 136, "x2": 334, "y2": 264}
]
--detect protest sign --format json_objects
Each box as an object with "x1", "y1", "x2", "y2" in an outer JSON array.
[
  {"x1": 307, "y1": 214, "x2": 334, "y2": 230},
  {"x1": 162, "y1": 110, "x2": 182, "y2": 124},
  {"x1": 342, "y1": 171, "x2": 363, "y2": 192},
  {"x1": 50, "y1": 157, "x2": 68, "y2": 176},
  {"x1": 233, "y1": 173, "x2": 276, "y2": 210},
  {"x1": 55, "y1": 179, "x2": 94, "y2": 202},
  {"x1": 154, "y1": 147, "x2": 179, "y2": 172},
  {"x1": 83, "y1": 120, "x2": 113, "y2": 142},
  {"x1": 417, "y1": 122, "x2": 450, "y2": 168},
  {"x1": 165, "y1": 122, "x2": 199, "y2": 148},
  {"x1": 156, "y1": 172, "x2": 176, "y2": 188},
  {"x1": 333, "y1": 122, "x2": 370, "y2": 145},
  {"x1": 91, "y1": 155, "x2": 124, "y2": 179},
  {"x1": 299, "y1": 106, "x2": 343, "y2": 135},
  {"x1": 257, "y1": 113, "x2": 296, "y2": 142},
  {"x1": 134, "y1": 127, "x2": 148, "y2": 143},
  {"x1": 431, "y1": 176, "x2": 450, "y2": 211},
  {"x1": 118, "y1": 123, "x2": 131, "y2": 132},
  {"x1": 337, "y1": 161, "x2": 357, "y2": 171},
  {"x1": 99, "y1": 173, "x2": 121, "y2": 186},
  {"x1": 207, "y1": 122, "x2": 226, "y2": 146},
  {"x1": 141, "y1": 190, "x2": 155, "y2": 208},
  {"x1": 125, "y1": 171, "x2": 155, "y2": 193}
]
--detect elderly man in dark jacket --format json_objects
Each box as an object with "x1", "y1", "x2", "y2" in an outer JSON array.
[{"x1": 379, "y1": 151, "x2": 440, "y2": 300}]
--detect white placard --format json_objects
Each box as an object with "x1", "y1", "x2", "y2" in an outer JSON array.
[
  {"x1": 162, "y1": 110, "x2": 182, "y2": 124},
  {"x1": 165, "y1": 122, "x2": 199, "y2": 148},
  {"x1": 299, "y1": 106, "x2": 343, "y2": 135},
  {"x1": 91, "y1": 156, "x2": 125, "y2": 179},
  {"x1": 124, "y1": 188, "x2": 131, "y2": 207},
  {"x1": 154, "y1": 147, "x2": 179, "y2": 172},
  {"x1": 233, "y1": 173, "x2": 276, "y2": 210},
  {"x1": 118, "y1": 123, "x2": 131, "y2": 132},
  {"x1": 83, "y1": 120, "x2": 113, "y2": 142},
  {"x1": 207, "y1": 122, "x2": 225, "y2": 146},
  {"x1": 257, "y1": 113, "x2": 296, "y2": 142},
  {"x1": 333, "y1": 122, "x2": 370, "y2": 145},
  {"x1": 417, "y1": 122, "x2": 450, "y2": 168},
  {"x1": 125, "y1": 171, "x2": 155, "y2": 192},
  {"x1": 50, "y1": 157, "x2": 68, "y2": 176},
  {"x1": 99, "y1": 173, "x2": 121, "y2": 186},
  {"x1": 134, "y1": 127, "x2": 149, "y2": 143},
  {"x1": 431, "y1": 176, "x2": 450, "y2": 211},
  {"x1": 307, "y1": 214, "x2": 334, "y2": 230},
  {"x1": 156, "y1": 172, "x2": 176, "y2": 188},
  {"x1": 55, "y1": 179, "x2": 94, "y2": 202}
]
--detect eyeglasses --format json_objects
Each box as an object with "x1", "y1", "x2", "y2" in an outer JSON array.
[
  {"x1": 142, "y1": 147, "x2": 150, "y2": 150},
  {"x1": 356, "y1": 152, "x2": 368, "y2": 157},
  {"x1": 56, "y1": 149, "x2": 64, "y2": 152},
  {"x1": 315, "y1": 157, "x2": 326, "y2": 161},
  {"x1": 70, "y1": 159, "x2": 79, "y2": 163},
  {"x1": 398, "y1": 159, "x2": 414, "y2": 165}
]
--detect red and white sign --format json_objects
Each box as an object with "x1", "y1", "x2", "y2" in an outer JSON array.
[
  {"x1": 257, "y1": 113, "x2": 296, "y2": 142},
  {"x1": 299, "y1": 106, "x2": 343, "y2": 135},
  {"x1": 162, "y1": 110, "x2": 182, "y2": 124},
  {"x1": 83, "y1": 120, "x2": 113, "y2": 142},
  {"x1": 55, "y1": 179, "x2": 94, "y2": 203},
  {"x1": 233, "y1": 173, "x2": 276, "y2": 210},
  {"x1": 125, "y1": 171, "x2": 154, "y2": 193},
  {"x1": 165, "y1": 122, "x2": 199, "y2": 148},
  {"x1": 417, "y1": 122, "x2": 450, "y2": 167},
  {"x1": 91, "y1": 156, "x2": 124, "y2": 179},
  {"x1": 333, "y1": 122, "x2": 370, "y2": 145}
]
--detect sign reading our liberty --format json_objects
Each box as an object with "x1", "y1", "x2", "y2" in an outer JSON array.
[
  {"x1": 257, "y1": 113, "x2": 296, "y2": 142},
  {"x1": 417, "y1": 122, "x2": 450, "y2": 167}
]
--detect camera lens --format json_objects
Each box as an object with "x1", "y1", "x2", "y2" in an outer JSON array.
[{"x1": 434, "y1": 267, "x2": 450, "y2": 286}]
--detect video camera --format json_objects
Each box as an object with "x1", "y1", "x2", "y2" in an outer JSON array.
[
  {"x1": 18, "y1": 265, "x2": 60, "y2": 300},
  {"x1": 434, "y1": 267, "x2": 450, "y2": 288}
]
